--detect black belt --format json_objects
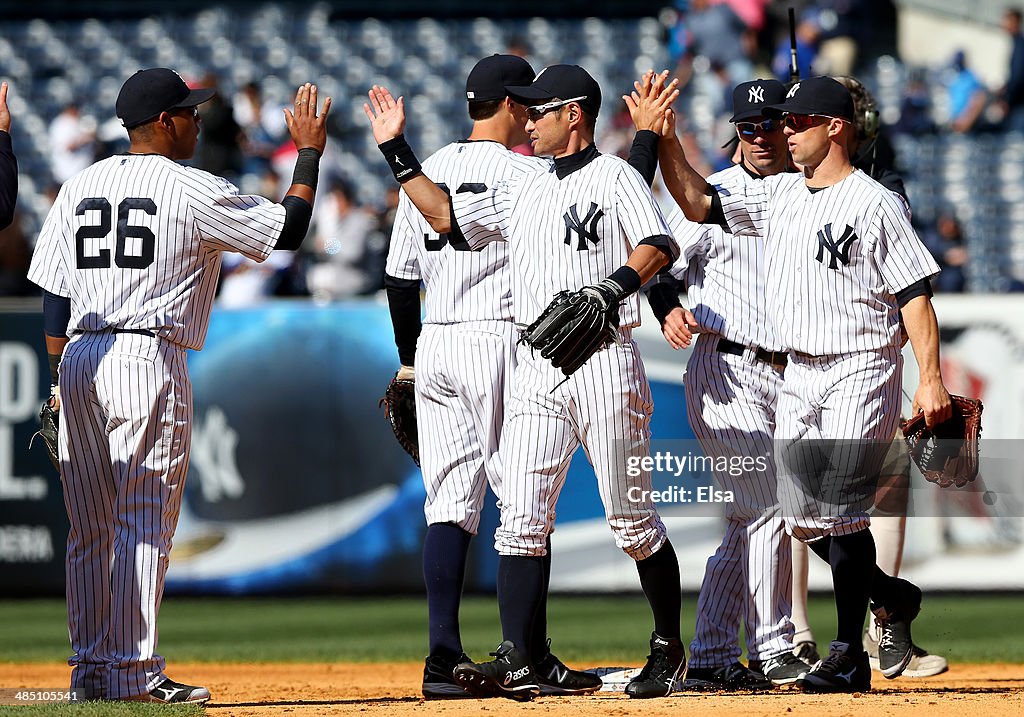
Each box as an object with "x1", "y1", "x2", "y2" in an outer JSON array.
[
  {"x1": 716, "y1": 338, "x2": 788, "y2": 368},
  {"x1": 75, "y1": 328, "x2": 155, "y2": 337}
]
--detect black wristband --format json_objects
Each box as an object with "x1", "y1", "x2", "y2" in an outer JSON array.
[
  {"x1": 607, "y1": 265, "x2": 643, "y2": 297},
  {"x1": 48, "y1": 353, "x2": 61, "y2": 385},
  {"x1": 379, "y1": 135, "x2": 423, "y2": 183},
  {"x1": 290, "y1": 148, "x2": 321, "y2": 190}
]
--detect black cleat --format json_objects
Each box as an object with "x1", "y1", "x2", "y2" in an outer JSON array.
[
  {"x1": 624, "y1": 632, "x2": 686, "y2": 699},
  {"x1": 124, "y1": 678, "x2": 211, "y2": 704},
  {"x1": 680, "y1": 661, "x2": 773, "y2": 691},
  {"x1": 749, "y1": 651, "x2": 812, "y2": 686},
  {"x1": 796, "y1": 641, "x2": 871, "y2": 693},
  {"x1": 422, "y1": 652, "x2": 473, "y2": 699},
  {"x1": 793, "y1": 640, "x2": 820, "y2": 664},
  {"x1": 453, "y1": 641, "x2": 539, "y2": 701},
  {"x1": 536, "y1": 646, "x2": 602, "y2": 695}
]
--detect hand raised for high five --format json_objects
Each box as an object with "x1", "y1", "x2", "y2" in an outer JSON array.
[
  {"x1": 624, "y1": 70, "x2": 679, "y2": 136},
  {"x1": 283, "y1": 83, "x2": 332, "y2": 154},
  {"x1": 363, "y1": 85, "x2": 406, "y2": 145}
]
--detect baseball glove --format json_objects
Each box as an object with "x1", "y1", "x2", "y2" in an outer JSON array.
[
  {"x1": 519, "y1": 281, "x2": 623, "y2": 376},
  {"x1": 379, "y1": 373, "x2": 419, "y2": 466},
  {"x1": 29, "y1": 398, "x2": 59, "y2": 472},
  {"x1": 900, "y1": 395, "x2": 983, "y2": 488}
]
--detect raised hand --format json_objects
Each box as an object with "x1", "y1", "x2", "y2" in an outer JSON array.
[
  {"x1": 283, "y1": 83, "x2": 332, "y2": 154},
  {"x1": 623, "y1": 70, "x2": 679, "y2": 135},
  {"x1": 363, "y1": 85, "x2": 406, "y2": 144}
]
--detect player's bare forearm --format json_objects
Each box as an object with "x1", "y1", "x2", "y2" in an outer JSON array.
[
  {"x1": 625, "y1": 243, "x2": 670, "y2": 284},
  {"x1": 401, "y1": 176, "x2": 453, "y2": 234},
  {"x1": 658, "y1": 128, "x2": 713, "y2": 222},
  {"x1": 901, "y1": 295, "x2": 952, "y2": 427}
]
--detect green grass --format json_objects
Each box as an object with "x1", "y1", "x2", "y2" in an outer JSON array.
[{"x1": 1, "y1": 594, "x2": 1022, "y2": 666}]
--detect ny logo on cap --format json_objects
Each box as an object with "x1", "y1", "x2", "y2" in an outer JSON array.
[
  {"x1": 786, "y1": 82, "x2": 801, "y2": 99},
  {"x1": 748, "y1": 85, "x2": 765, "y2": 103},
  {"x1": 563, "y1": 202, "x2": 604, "y2": 250}
]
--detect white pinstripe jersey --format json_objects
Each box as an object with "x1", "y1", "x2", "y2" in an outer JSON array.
[
  {"x1": 385, "y1": 141, "x2": 548, "y2": 324},
  {"x1": 451, "y1": 152, "x2": 676, "y2": 328},
  {"x1": 665, "y1": 164, "x2": 782, "y2": 351},
  {"x1": 27, "y1": 154, "x2": 284, "y2": 350},
  {"x1": 718, "y1": 168, "x2": 939, "y2": 355}
]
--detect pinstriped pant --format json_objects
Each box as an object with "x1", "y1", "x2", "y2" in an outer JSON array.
[
  {"x1": 776, "y1": 346, "x2": 902, "y2": 542},
  {"x1": 684, "y1": 334, "x2": 794, "y2": 665},
  {"x1": 58, "y1": 331, "x2": 191, "y2": 699},
  {"x1": 494, "y1": 337, "x2": 667, "y2": 560},
  {"x1": 416, "y1": 321, "x2": 517, "y2": 534}
]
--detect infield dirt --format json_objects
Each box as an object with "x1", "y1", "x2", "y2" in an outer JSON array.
[{"x1": 1, "y1": 662, "x2": 1021, "y2": 715}]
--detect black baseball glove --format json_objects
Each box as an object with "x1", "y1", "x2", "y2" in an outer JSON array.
[
  {"x1": 900, "y1": 394, "x2": 983, "y2": 489},
  {"x1": 519, "y1": 280, "x2": 623, "y2": 376},
  {"x1": 30, "y1": 396, "x2": 60, "y2": 472},
  {"x1": 379, "y1": 372, "x2": 419, "y2": 466}
]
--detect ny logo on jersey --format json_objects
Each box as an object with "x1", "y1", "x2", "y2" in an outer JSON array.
[
  {"x1": 563, "y1": 202, "x2": 604, "y2": 250},
  {"x1": 815, "y1": 223, "x2": 858, "y2": 269},
  {"x1": 748, "y1": 85, "x2": 765, "y2": 103}
]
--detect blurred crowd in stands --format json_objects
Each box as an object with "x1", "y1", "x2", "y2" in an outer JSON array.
[{"x1": 4, "y1": 2, "x2": 1024, "y2": 300}]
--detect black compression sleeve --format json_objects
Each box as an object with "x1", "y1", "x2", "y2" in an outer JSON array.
[
  {"x1": 627, "y1": 130, "x2": 659, "y2": 187},
  {"x1": 895, "y1": 278, "x2": 933, "y2": 307},
  {"x1": 275, "y1": 195, "x2": 313, "y2": 250},
  {"x1": 384, "y1": 274, "x2": 422, "y2": 366},
  {"x1": 706, "y1": 190, "x2": 727, "y2": 228},
  {"x1": 42, "y1": 290, "x2": 71, "y2": 338},
  {"x1": 0, "y1": 132, "x2": 17, "y2": 231},
  {"x1": 644, "y1": 273, "x2": 684, "y2": 325}
]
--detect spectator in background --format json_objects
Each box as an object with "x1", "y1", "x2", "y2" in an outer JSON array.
[
  {"x1": 233, "y1": 81, "x2": 282, "y2": 181},
  {"x1": 1000, "y1": 8, "x2": 1024, "y2": 132},
  {"x1": 305, "y1": 176, "x2": 378, "y2": 301},
  {"x1": 194, "y1": 74, "x2": 243, "y2": 179},
  {"x1": 48, "y1": 102, "x2": 96, "y2": 184},
  {"x1": 892, "y1": 69, "x2": 936, "y2": 136},
  {"x1": 0, "y1": 214, "x2": 35, "y2": 296},
  {"x1": 946, "y1": 50, "x2": 989, "y2": 134},
  {"x1": 772, "y1": 12, "x2": 821, "y2": 82},
  {"x1": 685, "y1": 0, "x2": 756, "y2": 85},
  {"x1": 922, "y1": 211, "x2": 968, "y2": 293},
  {"x1": 0, "y1": 81, "x2": 17, "y2": 231}
]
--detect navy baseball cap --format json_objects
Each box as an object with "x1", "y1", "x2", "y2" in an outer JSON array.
[
  {"x1": 506, "y1": 64, "x2": 602, "y2": 116},
  {"x1": 116, "y1": 68, "x2": 215, "y2": 129},
  {"x1": 730, "y1": 79, "x2": 787, "y2": 122},
  {"x1": 764, "y1": 76, "x2": 855, "y2": 121},
  {"x1": 466, "y1": 54, "x2": 535, "y2": 102}
]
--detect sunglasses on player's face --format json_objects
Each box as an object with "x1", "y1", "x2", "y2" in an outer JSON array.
[
  {"x1": 526, "y1": 96, "x2": 587, "y2": 122},
  {"x1": 783, "y1": 114, "x2": 838, "y2": 132},
  {"x1": 735, "y1": 118, "x2": 779, "y2": 137}
]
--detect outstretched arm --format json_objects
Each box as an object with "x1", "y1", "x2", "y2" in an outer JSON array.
[
  {"x1": 364, "y1": 85, "x2": 452, "y2": 233},
  {"x1": 658, "y1": 109, "x2": 715, "y2": 222}
]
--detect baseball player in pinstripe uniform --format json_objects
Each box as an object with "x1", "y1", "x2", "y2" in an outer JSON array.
[
  {"x1": 789, "y1": 75, "x2": 949, "y2": 679},
  {"x1": 657, "y1": 75, "x2": 952, "y2": 693},
  {"x1": 367, "y1": 66, "x2": 687, "y2": 700},
  {"x1": 646, "y1": 79, "x2": 811, "y2": 690},
  {"x1": 384, "y1": 54, "x2": 599, "y2": 699},
  {"x1": 27, "y1": 68, "x2": 330, "y2": 703}
]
